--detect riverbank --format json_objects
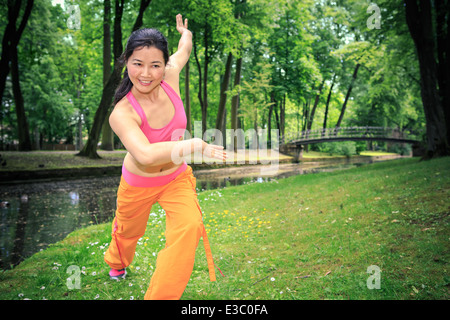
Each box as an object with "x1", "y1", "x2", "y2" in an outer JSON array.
[
  {"x1": 0, "y1": 156, "x2": 448, "y2": 300},
  {"x1": 0, "y1": 150, "x2": 400, "y2": 183}
]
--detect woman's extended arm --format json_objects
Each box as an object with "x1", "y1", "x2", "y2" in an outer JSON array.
[{"x1": 109, "y1": 106, "x2": 226, "y2": 167}]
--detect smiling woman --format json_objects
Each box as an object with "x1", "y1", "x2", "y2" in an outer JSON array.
[
  {"x1": 127, "y1": 47, "x2": 174, "y2": 129},
  {"x1": 113, "y1": 28, "x2": 169, "y2": 106},
  {"x1": 103, "y1": 14, "x2": 227, "y2": 301}
]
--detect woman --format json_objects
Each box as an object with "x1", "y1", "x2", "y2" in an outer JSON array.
[{"x1": 104, "y1": 14, "x2": 226, "y2": 300}]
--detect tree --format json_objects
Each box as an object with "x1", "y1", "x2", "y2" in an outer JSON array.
[
  {"x1": 214, "y1": 0, "x2": 248, "y2": 140},
  {"x1": 100, "y1": 0, "x2": 114, "y2": 151},
  {"x1": 404, "y1": 0, "x2": 449, "y2": 158},
  {"x1": 77, "y1": 0, "x2": 152, "y2": 159},
  {"x1": 267, "y1": 0, "x2": 319, "y2": 142},
  {"x1": 189, "y1": 0, "x2": 240, "y2": 136},
  {"x1": 238, "y1": 62, "x2": 273, "y2": 148},
  {"x1": 0, "y1": 0, "x2": 34, "y2": 150}
]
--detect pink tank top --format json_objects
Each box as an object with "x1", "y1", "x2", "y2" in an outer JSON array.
[{"x1": 126, "y1": 80, "x2": 187, "y2": 143}]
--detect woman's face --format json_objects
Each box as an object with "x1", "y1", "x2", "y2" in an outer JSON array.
[{"x1": 126, "y1": 46, "x2": 166, "y2": 94}]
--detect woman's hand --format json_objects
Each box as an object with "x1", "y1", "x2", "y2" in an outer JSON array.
[
  {"x1": 171, "y1": 138, "x2": 227, "y2": 164},
  {"x1": 202, "y1": 141, "x2": 228, "y2": 162},
  {"x1": 176, "y1": 14, "x2": 190, "y2": 35}
]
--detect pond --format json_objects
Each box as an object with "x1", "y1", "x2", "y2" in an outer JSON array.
[{"x1": 0, "y1": 156, "x2": 401, "y2": 270}]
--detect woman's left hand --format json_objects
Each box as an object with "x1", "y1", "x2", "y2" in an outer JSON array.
[{"x1": 176, "y1": 14, "x2": 189, "y2": 35}]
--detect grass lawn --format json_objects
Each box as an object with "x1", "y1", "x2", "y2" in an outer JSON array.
[
  {"x1": 0, "y1": 156, "x2": 448, "y2": 300},
  {"x1": 0, "y1": 151, "x2": 126, "y2": 171}
]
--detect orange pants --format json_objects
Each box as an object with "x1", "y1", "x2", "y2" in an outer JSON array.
[{"x1": 104, "y1": 165, "x2": 217, "y2": 300}]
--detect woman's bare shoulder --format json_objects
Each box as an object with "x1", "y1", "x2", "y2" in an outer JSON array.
[{"x1": 110, "y1": 96, "x2": 140, "y2": 126}]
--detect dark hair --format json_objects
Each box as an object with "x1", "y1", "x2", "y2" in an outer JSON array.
[{"x1": 113, "y1": 28, "x2": 169, "y2": 105}]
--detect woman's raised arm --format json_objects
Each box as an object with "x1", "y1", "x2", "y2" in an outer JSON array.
[{"x1": 168, "y1": 14, "x2": 192, "y2": 73}]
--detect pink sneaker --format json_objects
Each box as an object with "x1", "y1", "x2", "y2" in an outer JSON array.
[{"x1": 109, "y1": 268, "x2": 126, "y2": 280}]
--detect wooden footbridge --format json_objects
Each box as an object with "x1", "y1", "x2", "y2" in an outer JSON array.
[{"x1": 280, "y1": 126, "x2": 423, "y2": 155}]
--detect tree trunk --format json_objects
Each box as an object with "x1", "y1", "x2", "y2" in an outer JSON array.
[
  {"x1": 131, "y1": 0, "x2": 152, "y2": 32},
  {"x1": 100, "y1": 0, "x2": 114, "y2": 151},
  {"x1": 405, "y1": 0, "x2": 449, "y2": 157},
  {"x1": 435, "y1": 0, "x2": 450, "y2": 147},
  {"x1": 323, "y1": 73, "x2": 336, "y2": 132},
  {"x1": 185, "y1": 59, "x2": 192, "y2": 135},
  {"x1": 230, "y1": 56, "x2": 242, "y2": 151},
  {"x1": 302, "y1": 101, "x2": 309, "y2": 132},
  {"x1": 193, "y1": 34, "x2": 205, "y2": 136},
  {"x1": 280, "y1": 93, "x2": 286, "y2": 143},
  {"x1": 0, "y1": 0, "x2": 34, "y2": 151},
  {"x1": 102, "y1": 0, "x2": 112, "y2": 86},
  {"x1": 215, "y1": 52, "x2": 233, "y2": 137},
  {"x1": 307, "y1": 80, "x2": 324, "y2": 131},
  {"x1": 336, "y1": 63, "x2": 360, "y2": 129},
  {"x1": 78, "y1": 69, "x2": 122, "y2": 158},
  {"x1": 202, "y1": 26, "x2": 209, "y2": 135},
  {"x1": 0, "y1": 0, "x2": 34, "y2": 108},
  {"x1": 10, "y1": 45, "x2": 32, "y2": 151},
  {"x1": 273, "y1": 100, "x2": 280, "y2": 133},
  {"x1": 100, "y1": 112, "x2": 114, "y2": 150},
  {"x1": 268, "y1": 92, "x2": 275, "y2": 146}
]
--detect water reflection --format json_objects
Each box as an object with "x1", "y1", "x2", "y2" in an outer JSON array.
[
  {"x1": 0, "y1": 156, "x2": 401, "y2": 270},
  {"x1": 193, "y1": 159, "x2": 371, "y2": 190},
  {"x1": 0, "y1": 177, "x2": 119, "y2": 270}
]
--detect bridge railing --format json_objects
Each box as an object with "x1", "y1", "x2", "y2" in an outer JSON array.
[{"x1": 282, "y1": 127, "x2": 423, "y2": 144}]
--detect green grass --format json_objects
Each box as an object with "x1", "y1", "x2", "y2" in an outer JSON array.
[
  {"x1": 0, "y1": 156, "x2": 448, "y2": 300},
  {"x1": 0, "y1": 151, "x2": 126, "y2": 171},
  {"x1": 359, "y1": 151, "x2": 399, "y2": 156}
]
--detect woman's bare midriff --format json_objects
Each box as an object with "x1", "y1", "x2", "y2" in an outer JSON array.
[{"x1": 123, "y1": 152, "x2": 182, "y2": 177}]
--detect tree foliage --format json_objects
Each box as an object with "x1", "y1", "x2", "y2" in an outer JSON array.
[{"x1": 0, "y1": 0, "x2": 440, "y2": 157}]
